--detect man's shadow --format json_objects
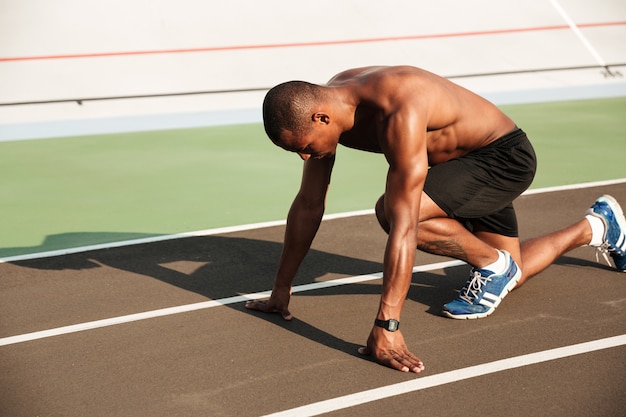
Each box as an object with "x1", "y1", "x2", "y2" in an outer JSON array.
[{"x1": 10, "y1": 232, "x2": 469, "y2": 360}]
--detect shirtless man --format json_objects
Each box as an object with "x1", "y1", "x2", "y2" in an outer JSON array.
[{"x1": 245, "y1": 66, "x2": 626, "y2": 373}]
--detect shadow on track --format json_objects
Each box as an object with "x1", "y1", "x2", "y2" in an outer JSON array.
[{"x1": 9, "y1": 232, "x2": 466, "y2": 360}]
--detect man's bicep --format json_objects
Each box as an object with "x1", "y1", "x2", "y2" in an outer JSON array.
[{"x1": 382, "y1": 113, "x2": 429, "y2": 226}]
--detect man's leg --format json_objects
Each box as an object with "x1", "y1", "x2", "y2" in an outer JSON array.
[
  {"x1": 474, "y1": 221, "x2": 591, "y2": 288},
  {"x1": 376, "y1": 193, "x2": 502, "y2": 268},
  {"x1": 379, "y1": 192, "x2": 602, "y2": 284},
  {"x1": 474, "y1": 194, "x2": 626, "y2": 286},
  {"x1": 376, "y1": 192, "x2": 599, "y2": 319}
]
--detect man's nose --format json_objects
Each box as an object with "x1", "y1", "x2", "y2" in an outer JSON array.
[{"x1": 298, "y1": 152, "x2": 311, "y2": 161}]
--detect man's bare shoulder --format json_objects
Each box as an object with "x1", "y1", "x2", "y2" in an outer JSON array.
[
  {"x1": 328, "y1": 66, "x2": 451, "y2": 110},
  {"x1": 328, "y1": 65, "x2": 435, "y2": 85},
  {"x1": 327, "y1": 66, "x2": 387, "y2": 85}
]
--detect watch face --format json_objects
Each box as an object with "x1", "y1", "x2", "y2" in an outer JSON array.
[{"x1": 388, "y1": 320, "x2": 399, "y2": 331}]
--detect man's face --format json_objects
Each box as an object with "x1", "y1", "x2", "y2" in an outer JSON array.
[{"x1": 278, "y1": 127, "x2": 337, "y2": 161}]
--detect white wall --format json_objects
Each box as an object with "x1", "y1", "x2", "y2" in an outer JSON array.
[{"x1": 1, "y1": 0, "x2": 625, "y2": 139}]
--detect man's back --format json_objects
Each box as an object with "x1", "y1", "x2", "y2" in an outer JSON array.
[{"x1": 330, "y1": 66, "x2": 516, "y2": 165}]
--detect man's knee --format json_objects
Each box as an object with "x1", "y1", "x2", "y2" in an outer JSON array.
[
  {"x1": 376, "y1": 192, "x2": 444, "y2": 234},
  {"x1": 375, "y1": 195, "x2": 390, "y2": 234}
]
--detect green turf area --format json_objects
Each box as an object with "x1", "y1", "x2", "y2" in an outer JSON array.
[
  {"x1": 501, "y1": 97, "x2": 626, "y2": 186},
  {"x1": 1, "y1": 97, "x2": 625, "y2": 257}
]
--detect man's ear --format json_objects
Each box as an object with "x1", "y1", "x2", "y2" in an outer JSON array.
[{"x1": 312, "y1": 112, "x2": 330, "y2": 125}]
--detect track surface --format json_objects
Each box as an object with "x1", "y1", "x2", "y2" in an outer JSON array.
[{"x1": 1, "y1": 183, "x2": 625, "y2": 417}]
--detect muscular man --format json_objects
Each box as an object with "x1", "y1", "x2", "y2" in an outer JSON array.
[{"x1": 245, "y1": 66, "x2": 626, "y2": 373}]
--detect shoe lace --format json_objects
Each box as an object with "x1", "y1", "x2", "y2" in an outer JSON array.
[
  {"x1": 594, "y1": 242, "x2": 613, "y2": 267},
  {"x1": 459, "y1": 270, "x2": 491, "y2": 304}
]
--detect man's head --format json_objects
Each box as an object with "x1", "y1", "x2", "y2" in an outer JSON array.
[
  {"x1": 263, "y1": 81, "x2": 320, "y2": 145},
  {"x1": 262, "y1": 81, "x2": 340, "y2": 160}
]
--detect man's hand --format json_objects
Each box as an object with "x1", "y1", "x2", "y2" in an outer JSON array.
[
  {"x1": 244, "y1": 288, "x2": 293, "y2": 320},
  {"x1": 358, "y1": 326, "x2": 425, "y2": 373}
]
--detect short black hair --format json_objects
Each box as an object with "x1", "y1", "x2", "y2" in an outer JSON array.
[{"x1": 262, "y1": 81, "x2": 319, "y2": 144}]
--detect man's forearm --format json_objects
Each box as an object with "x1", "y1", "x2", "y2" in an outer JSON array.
[
  {"x1": 378, "y1": 231, "x2": 417, "y2": 320},
  {"x1": 274, "y1": 196, "x2": 325, "y2": 289}
]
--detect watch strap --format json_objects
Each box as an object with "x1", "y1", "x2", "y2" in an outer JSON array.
[{"x1": 374, "y1": 318, "x2": 400, "y2": 332}]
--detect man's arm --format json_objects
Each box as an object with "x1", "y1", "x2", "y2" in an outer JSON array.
[
  {"x1": 359, "y1": 107, "x2": 428, "y2": 373},
  {"x1": 245, "y1": 155, "x2": 335, "y2": 319}
]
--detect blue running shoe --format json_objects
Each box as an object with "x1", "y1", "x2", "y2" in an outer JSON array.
[
  {"x1": 442, "y1": 250, "x2": 521, "y2": 320},
  {"x1": 587, "y1": 195, "x2": 626, "y2": 272}
]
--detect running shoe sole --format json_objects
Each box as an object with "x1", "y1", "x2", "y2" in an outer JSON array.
[{"x1": 590, "y1": 194, "x2": 626, "y2": 271}]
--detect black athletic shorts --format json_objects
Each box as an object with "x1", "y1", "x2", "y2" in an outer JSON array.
[{"x1": 423, "y1": 127, "x2": 537, "y2": 237}]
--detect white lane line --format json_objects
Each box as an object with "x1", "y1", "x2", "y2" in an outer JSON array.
[
  {"x1": 550, "y1": 0, "x2": 607, "y2": 68},
  {"x1": 0, "y1": 260, "x2": 464, "y2": 347},
  {"x1": 522, "y1": 178, "x2": 626, "y2": 195},
  {"x1": 1, "y1": 179, "x2": 624, "y2": 264},
  {"x1": 0, "y1": 210, "x2": 373, "y2": 264},
  {"x1": 261, "y1": 334, "x2": 626, "y2": 417}
]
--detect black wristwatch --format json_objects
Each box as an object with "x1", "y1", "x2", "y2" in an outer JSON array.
[{"x1": 374, "y1": 318, "x2": 400, "y2": 332}]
